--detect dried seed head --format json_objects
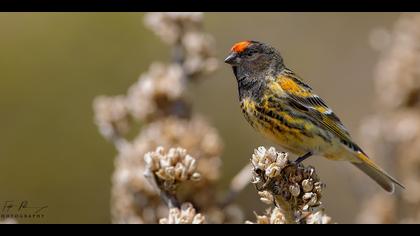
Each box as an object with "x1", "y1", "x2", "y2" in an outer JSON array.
[
  {"x1": 302, "y1": 179, "x2": 314, "y2": 193},
  {"x1": 250, "y1": 146, "x2": 327, "y2": 222},
  {"x1": 258, "y1": 191, "x2": 274, "y2": 205},
  {"x1": 159, "y1": 202, "x2": 206, "y2": 224},
  {"x1": 305, "y1": 209, "x2": 333, "y2": 224},
  {"x1": 144, "y1": 146, "x2": 201, "y2": 192},
  {"x1": 251, "y1": 146, "x2": 289, "y2": 174},
  {"x1": 289, "y1": 183, "x2": 301, "y2": 197},
  {"x1": 246, "y1": 208, "x2": 286, "y2": 224},
  {"x1": 265, "y1": 163, "x2": 280, "y2": 178}
]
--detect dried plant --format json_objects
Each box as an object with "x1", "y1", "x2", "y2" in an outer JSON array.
[
  {"x1": 143, "y1": 146, "x2": 201, "y2": 208},
  {"x1": 245, "y1": 208, "x2": 287, "y2": 224},
  {"x1": 159, "y1": 203, "x2": 206, "y2": 224},
  {"x1": 93, "y1": 13, "x2": 247, "y2": 224},
  {"x1": 144, "y1": 147, "x2": 201, "y2": 189},
  {"x1": 144, "y1": 12, "x2": 218, "y2": 79},
  {"x1": 93, "y1": 95, "x2": 130, "y2": 150},
  {"x1": 126, "y1": 63, "x2": 186, "y2": 122},
  {"x1": 247, "y1": 146, "x2": 332, "y2": 224},
  {"x1": 356, "y1": 13, "x2": 420, "y2": 224}
]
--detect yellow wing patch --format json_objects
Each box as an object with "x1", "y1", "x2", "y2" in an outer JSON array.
[{"x1": 278, "y1": 76, "x2": 311, "y2": 97}]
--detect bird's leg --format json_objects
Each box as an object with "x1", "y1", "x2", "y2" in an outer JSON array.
[{"x1": 294, "y1": 152, "x2": 313, "y2": 164}]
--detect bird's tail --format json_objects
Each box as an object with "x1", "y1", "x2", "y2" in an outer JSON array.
[{"x1": 352, "y1": 152, "x2": 404, "y2": 193}]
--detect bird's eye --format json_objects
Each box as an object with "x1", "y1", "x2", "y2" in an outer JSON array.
[
  {"x1": 245, "y1": 51, "x2": 254, "y2": 56},
  {"x1": 245, "y1": 50, "x2": 256, "y2": 57}
]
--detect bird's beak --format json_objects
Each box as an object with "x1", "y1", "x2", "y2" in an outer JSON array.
[{"x1": 224, "y1": 52, "x2": 239, "y2": 65}]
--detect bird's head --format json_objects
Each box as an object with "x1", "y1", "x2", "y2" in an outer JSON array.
[{"x1": 224, "y1": 40, "x2": 284, "y2": 79}]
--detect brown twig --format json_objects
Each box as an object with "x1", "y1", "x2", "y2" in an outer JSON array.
[{"x1": 219, "y1": 163, "x2": 253, "y2": 208}]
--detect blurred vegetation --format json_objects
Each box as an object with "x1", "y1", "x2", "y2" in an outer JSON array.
[{"x1": 0, "y1": 13, "x2": 400, "y2": 223}]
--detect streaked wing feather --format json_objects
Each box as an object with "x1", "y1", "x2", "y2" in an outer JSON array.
[{"x1": 277, "y1": 69, "x2": 352, "y2": 143}]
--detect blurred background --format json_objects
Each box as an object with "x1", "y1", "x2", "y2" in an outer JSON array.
[{"x1": 0, "y1": 13, "x2": 406, "y2": 223}]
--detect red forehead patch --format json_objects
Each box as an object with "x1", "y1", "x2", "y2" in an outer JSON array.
[{"x1": 231, "y1": 41, "x2": 252, "y2": 53}]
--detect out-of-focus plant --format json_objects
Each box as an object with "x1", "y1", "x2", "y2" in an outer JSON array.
[
  {"x1": 357, "y1": 13, "x2": 420, "y2": 224},
  {"x1": 159, "y1": 202, "x2": 206, "y2": 224},
  {"x1": 93, "y1": 12, "x2": 245, "y2": 224}
]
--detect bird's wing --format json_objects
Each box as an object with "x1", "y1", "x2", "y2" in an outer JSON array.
[
  {"x1": 272, "y1": 69, "x2": 405, "y2": 192},
  {"x1": 274, "y1": 68, "x2": 353, "y2": 144}
]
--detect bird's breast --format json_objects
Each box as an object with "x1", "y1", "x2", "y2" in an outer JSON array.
[{"x1": 240, "y1": 97, "x2": 334, "y2": 155}]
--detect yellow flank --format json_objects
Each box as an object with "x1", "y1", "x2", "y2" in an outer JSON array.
[
  {"x1": 241, "y1": 95, "x2": 328, "y2": 156},
  {"x1": 242, "y1": 97, "x2": 255, "y2": 112},
  {"x1": 241, "y1": 76, "x2": 350, "y2": 158},
  {"x1": 278, "y1": 76, "x2": 311, "y2": 97}
]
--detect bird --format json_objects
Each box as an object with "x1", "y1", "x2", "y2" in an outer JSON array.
[{"x1": 224, "y1": 40, "x2": 404, "y2": 193}]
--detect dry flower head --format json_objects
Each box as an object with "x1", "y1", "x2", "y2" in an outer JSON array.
[
  {"x1": 144, "y1": 146, "x2": 201, "y2": 192},
  {"x1": 251, "y1": 147, "x2": 324, "y2": 212},
  {"x1": 159, "y1": 202, "x2": 205, "y2": 224}
]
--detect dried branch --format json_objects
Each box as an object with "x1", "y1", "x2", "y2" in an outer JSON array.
[{"x1": 220, "y1": 163, "x2": 253, "y2": 208}]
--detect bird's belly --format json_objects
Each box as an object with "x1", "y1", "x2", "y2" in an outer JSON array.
[
  {"x1": 240, "y1": 99, "x2": 357, "y2": 161},
  {"x1": 260, "y1": 126, "x2": 311, "y2": 155},
  {"x1": 241, "y1": 103, "x2": 331, "y2": 156}
]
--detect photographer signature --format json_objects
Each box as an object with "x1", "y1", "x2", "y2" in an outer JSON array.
[{"x1": 1, "y1": 201, "x2": 48, "y2": 214}]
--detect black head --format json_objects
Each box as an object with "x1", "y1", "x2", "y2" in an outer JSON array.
[{"x1": 224, "y1": 40, "x2": 284, "y2": 79}]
